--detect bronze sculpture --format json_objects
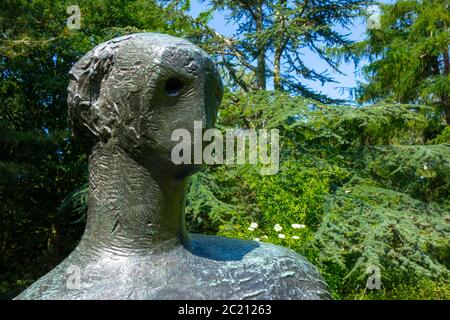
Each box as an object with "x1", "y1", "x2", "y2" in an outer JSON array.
[{"x1": 16, "y1": 33, "x2": 330, "y2": 300}]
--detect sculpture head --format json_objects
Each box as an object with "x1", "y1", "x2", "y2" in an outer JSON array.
[{"x1": 68, "y1": 33, "x2": 223, "y2": 177}]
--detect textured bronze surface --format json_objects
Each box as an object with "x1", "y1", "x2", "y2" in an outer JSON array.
[{"x1": 16, "y1": 33, "x2": 330, "y2": 300}]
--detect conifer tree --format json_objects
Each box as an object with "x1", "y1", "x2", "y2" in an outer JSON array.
[{"x1": 352, "y1": 0, "x2": 450, "y2": 124}]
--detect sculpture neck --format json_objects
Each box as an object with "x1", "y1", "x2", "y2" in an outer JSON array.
[{"x1": 79, "y1": 142, "x2": 188, "y2": 254}]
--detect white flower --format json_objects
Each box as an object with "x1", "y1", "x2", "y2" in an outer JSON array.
[
  {"x1": 247, "y1": 227, "x2": 255, "y2": 232},
  {"x1": 274, "y1": 224, "x2": 283, "y2": 232},
  {"x1": 262, "y1": 235, "x2": 268, "y2": 239},
  {"x1": 292, "y1": 223, "x2": 306, "y2": 229},
  {"x1": 345, "y1": 190, "x2": 351, "y2": 194},
  {"x1": 250, "y1": 222, "x2": 258, "y2": 229},
  {"x1": 253, "y1": 237, "x2": 260, "y2": 242},
  {"x1": 424, "y1": 164, "x2": 428, "y2": 170},
  {"x1": 278, "y1": 234, "x2": 285, "y2": 239},
  {"x1": 292, "y1": 236, "x2": 300, "y2": 240}
]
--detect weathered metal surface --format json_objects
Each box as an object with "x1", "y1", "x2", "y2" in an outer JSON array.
[{"x1": 16, "y1": 33, "x2": 330, "y2": 300}]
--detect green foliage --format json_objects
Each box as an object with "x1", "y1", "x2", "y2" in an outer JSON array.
[
  {"x1": 313, "y1": 183, "x2": 449, "y2": 298},
  {"x1": 216, "y1": 159, "x2": 338, "y2": 252},
  {"x1": 205, "y1": 0, "x2": 370, "y2": 97},
  {"x1": 189, "y1": 90, "x2": 450, "y2": 299},
  {"x1": 357, "y1": 145, "x2": 450, "y2": 204},
  {"x1": 247, "y1": 161, "x2": 330, "y2": 230}
]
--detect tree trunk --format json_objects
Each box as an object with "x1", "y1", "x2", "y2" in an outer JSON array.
[{"x1": 255, "y1": 3, "x2": 266, "y2": 90}]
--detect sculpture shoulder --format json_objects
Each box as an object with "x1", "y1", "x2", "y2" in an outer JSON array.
[
  {"x1": 188, "y1": 234, "x2": 331, "y2": 299},
  {"x1": 14, "y1": 258, "x2": 75, "y2": 300}
]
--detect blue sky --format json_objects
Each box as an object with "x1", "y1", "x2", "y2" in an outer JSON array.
[{"x1": 187, "y1": 0, "x2": 395, "y2": 101}]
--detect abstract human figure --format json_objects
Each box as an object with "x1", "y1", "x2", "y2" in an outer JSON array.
[{"x1": 16, "y1": 33, "x2": 330, "y2": 300}]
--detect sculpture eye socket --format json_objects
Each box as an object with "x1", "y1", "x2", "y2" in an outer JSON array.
[{"x1": 164, "y1": 77, "x2": 184, "y2": 97}]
